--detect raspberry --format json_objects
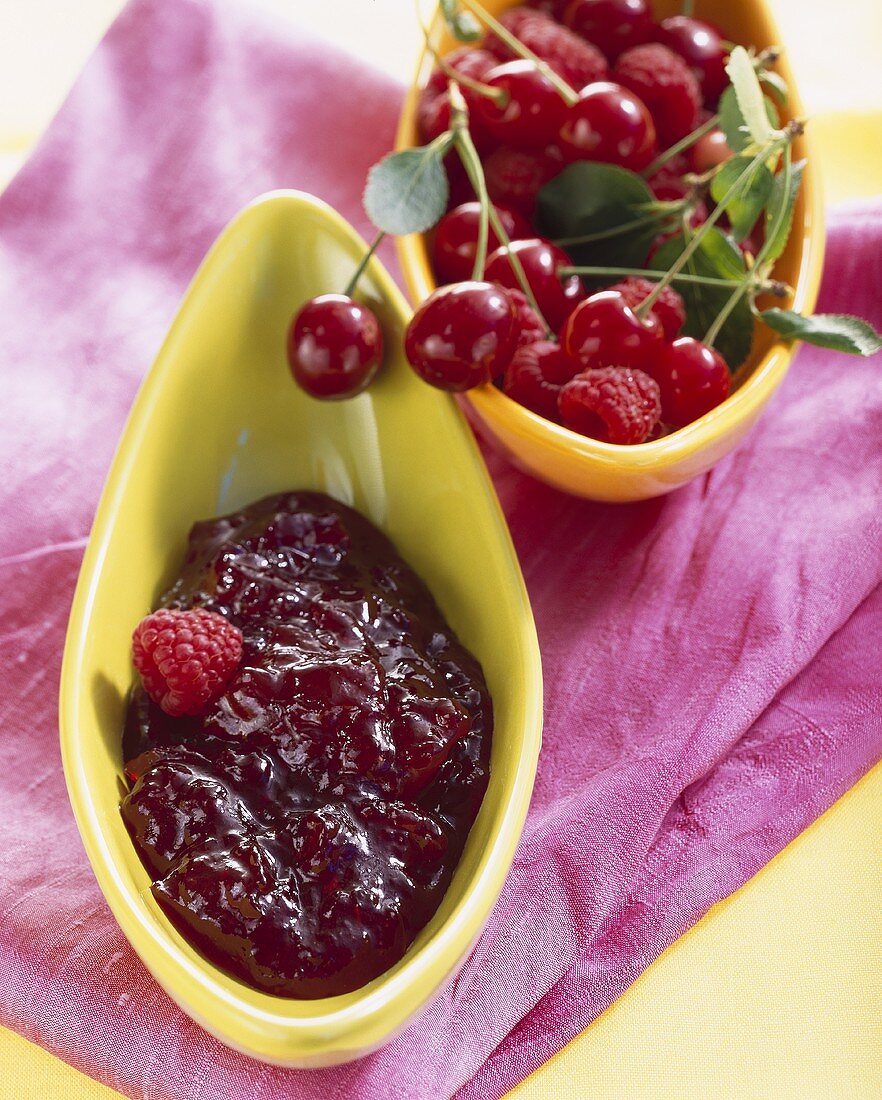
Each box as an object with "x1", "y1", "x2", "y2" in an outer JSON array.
[
  {"x1": 484, "y1": 145, "x2": 563, "y2": 216},
  {"x1": 606, "y1": 276, "x2": 685, "y2": 341},
  {"x1": 508, "y1": 288, "x2": 548, "y2": 350},
  {"x1": 615, "y1": 43, "x2": 701, "y2": 147},
  {"x1": 132, "y1": 608, "x2": 243, "y2": 717},
  {"x1": 503, "y1": 340, "x2": 580, "y2": 421},
  {"x1": 484, "y1": 9, "x2": 609, "y2": 89},
  {"x1": 558, "y1": 366, "x2": 661, "y2": 444},
  {"x1": 418, "y1": 47, "x2": 497, "y2": 143}
]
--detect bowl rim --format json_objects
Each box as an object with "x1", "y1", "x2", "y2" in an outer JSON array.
[
  {"x1": 59, "y1": 189, "x2": 543, "y2": 1064},
  {"x1": 394, "y1": 0, "x2": 826, "y2": 469}
]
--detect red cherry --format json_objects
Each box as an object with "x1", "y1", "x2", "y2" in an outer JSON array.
[
  {"x1": 563, "y1": 0, "x2": 652, "y2": 61},
  {"x1": 656, "y1": 16, "x2": 728, "y2": 106},
  {"x1": 558, "y1": 82, "x2": 656, "y2": 172},
  {"x1": 526, "y1": 0, "x2": 569, "y2": 17},
  {"x1": 404, "y1": 281, "x2": 517, "y2": 391},
  {"x1": 287, "y1": 295, "x2": 383, "y2": 400},
  {"x1": 503, "y1": 340, "x2": 580, "y2": 421},
  {"x1": 485, "y1": 237, "x2": 586, "y2": 332},
  {"x1": 690, "y1": 128, "x2": 732, "y2": 174},
  {"x1": 647, "y1": 337, "x2": 731, "y2": 427},
  {"x1": 560, "y1": 290, "x2": 663, "y2": 371},
  {"x1": 432, "y1": 202, "x2": 531, "y2": 285},
  {"x1": 484, "y1": 145, "x2": 564, "y2": 217},
  {"x1": 475, "y1": 61, "x2": 568, "y2": 150}
]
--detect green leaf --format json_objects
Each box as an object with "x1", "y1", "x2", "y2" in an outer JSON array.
[
  {"x1": 535, "y1": 162, "x2": 659, "y2": 274},
  {"x1": 760, "y1": 310, "x2": 882, "y2": 355},
  {"x1": 440, "y1": 0, "x2": 482, "y2": 43},
  {"x1": 763, "y1": 158, "x2": 805, "y2": 263},
  {"x1": 651, "y1": 230, "x2": 753, "y2": 369},
  {"x1": 719, "y1": 87, "x2": 779, "y2": 153},
  {"x1": 363, "y1": 145, "x2": 449, "y2": 236},
  {"x1": 759, "y1": 68, "x2": 789, "y2": 105},
  {"x1": 710, "y1": 156, "x2": 774, "y2": 242},
  {"x1": 726, "y1": 46, "x2": 776, "y2": 146}
]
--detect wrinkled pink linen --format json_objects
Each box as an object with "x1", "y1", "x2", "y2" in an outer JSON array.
[{"x1": 0, "y1": 0, "x2": 880, "y2": 1096}]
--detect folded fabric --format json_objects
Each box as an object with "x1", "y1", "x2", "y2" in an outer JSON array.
[{"x1": 0, "y1": 1, "x2": 879, "y2": 1098}]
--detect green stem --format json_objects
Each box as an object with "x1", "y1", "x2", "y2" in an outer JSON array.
[
  {"x1": 552, "y1": 207, "x2": 681, "y2": 248},
  {"x1": 422, "y1": 27, "x2": 506, "y2": 103},
  {"x1": 642, "y1": 113, "x2": 720, "y2": 180},
  {"x1": 704, "y1": 145, "x2": 794, "y2": 348},
  {"x1": 681, "y1": 0, "x2": 695, "y2": 15},
  {"x1": 448, "y1": 85, "x2": 490, "y2": 280},
  {"x1": 752, "y1": 143, "x2": 792, "y2": 273},
  {"x1": 635, "y1": 135, "x2": 788, "y2": 320},
  {"x1": 560, "y1": 266, "x2": 749, "y2": 289},
  {"x1": 451, "y1": 102, "x2": 553, "y2": 336},
  {"x1": 344, "y1": 231, "x2": 386, "y2": 297},
  {"x1": 458, "y1": 0, "x2": 579, "y2": 106},
  {"x1": 702, "y1": 280, "x2": 750, "y2": 348}
]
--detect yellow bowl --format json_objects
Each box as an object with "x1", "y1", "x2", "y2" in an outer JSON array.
[
  {"x1": 396, "y1": 0, "x2": 825, "y2": 501},
  {"x1": 59, "y1": 191, "x2": 542, "y2": 1066}
]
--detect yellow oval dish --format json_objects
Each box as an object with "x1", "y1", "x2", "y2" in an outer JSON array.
[
  {"x1": 59, "y1": 191, "x2": 543, "y2": 1067},
  {"x1": 396, "y1": 0, "x2": 825, "y2": 501}
]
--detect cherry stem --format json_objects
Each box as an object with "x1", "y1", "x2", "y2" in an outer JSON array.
[
  {"x1": 552, "y1": 206, "x2": 682, "y2": 248},
  {"x1": 344, "y1": 231, "x2": 386, "y2": 298},
  {"x1": 458, "y1": 0, "x2": 580, "y2": 106},
  {"x1": 681, "y1": 0, "x2": 695, "y2": 15},
  {"x1": 706, "y1": 145, "x2": 794, "y2": 347},
  {"x1": 449, "y1": 91, "x2": 554, "y2": 336},
  {"x1": 559, "y1": 265, "x2": 746, "y2": 288},
  {"x1": 419, "y1": 19, "x2": 506, "y2": 104},
  {"x1": 642, "y1": 113, "x2": 720, "y2": 180},
  {"x1": 448, "y1": 84, "x2": 491, "y2": 280},
  {"x1": 635, "y1": 134, "x2": 790, "y2": 320}
]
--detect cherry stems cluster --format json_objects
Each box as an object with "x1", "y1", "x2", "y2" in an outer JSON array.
[
  {"x1": 635, "y1": 122, "x2": 803, "y2": 327},
  {"x1": 448, "y1": 82, "x2": 555, "y2": 336},
  {"x1": 704, "y1": 144, "x2": 794, "y2": 347}
]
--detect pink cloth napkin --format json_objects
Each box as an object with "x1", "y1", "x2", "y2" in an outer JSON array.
[{"x1": 1, "y1": 0, "x2": 880, "y2": 1096}]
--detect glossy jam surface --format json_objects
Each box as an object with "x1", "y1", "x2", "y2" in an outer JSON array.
[{"x1": 121, "y1": 492, "x2": 492, "y2": 998}]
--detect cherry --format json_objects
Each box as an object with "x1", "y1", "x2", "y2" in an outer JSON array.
[
  {"x1": 484, "y1": 145, "x2": 564, "y2": 217},
  {"x1": 563, "y1": 0, "x2": 653, "y2": 61},
  {"x1": 475, "y1": 61, "x2": 568, "y2": 150},
  {"x1": 558, "y1": 82, "x2": 656, "y2": 172},
  {"x1": 656, "y1": 16, "x2": 728, "y2": 106},
  {"x1": 503, "y1": 340, "x2": 580, "y2": 422},
  {"x1": 287, "y1": 295, "x2": 383, "y2": 400},
  {"x1": 485, "y1": 237, "x2": 586, "y2": 332},
  {"x1": 526, "y1": 0, "x2": 569, "y2": 16},
  {"x1": 404, "y1": 281, "x2": 517, "y2": 391},
  {"x1": 560, "y1": 290, "x2": 663, "y2": 372},
  {"x1": 647, "y1": 337, "x2": 731, "y2": 427},
  {"x1": 691, "y1": 128, "x2": 732, "y2": 174},
  {"x1": 432, "y1": 202, "x2": 531, "y2": 285}
]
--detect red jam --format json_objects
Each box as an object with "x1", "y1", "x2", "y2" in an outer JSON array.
[{"x1": 121, "y1": 492, "x2": 492, "y2": 998}]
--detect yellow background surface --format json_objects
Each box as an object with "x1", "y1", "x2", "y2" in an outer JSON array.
[{"x1": 1, "y1": 0, "x2": 880, "y2": 1096}]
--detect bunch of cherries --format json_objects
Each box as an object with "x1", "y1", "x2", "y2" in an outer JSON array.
[{"x1": 287, "y1": 0, "x2": 737, "y2": 446}]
